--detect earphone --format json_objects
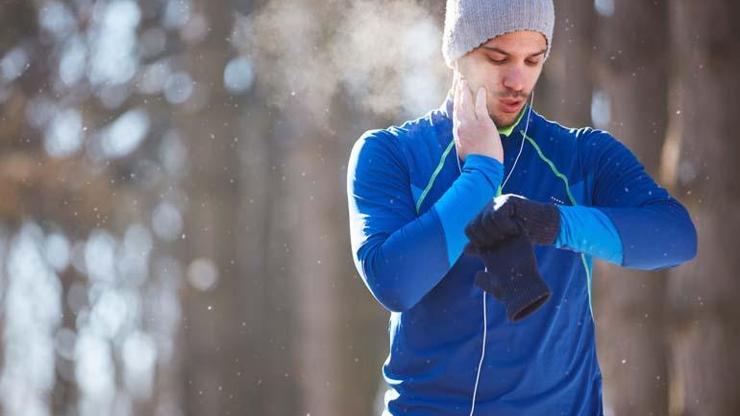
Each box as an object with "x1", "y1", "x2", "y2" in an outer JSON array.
[{"x1": 453, "y1": 88, "x2": 535, "y2": 416}]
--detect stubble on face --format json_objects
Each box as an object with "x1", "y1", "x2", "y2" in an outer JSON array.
[
  {"x1": 453, "y1": 73, "x2": 530, "y2": 128},
  {"x1": 488, "y1": 89, "x2": 530, "y2": 127}
]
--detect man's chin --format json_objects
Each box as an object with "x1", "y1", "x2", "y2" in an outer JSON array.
[{"x1": 491, "y1": 114, "x2": 517, "y2": 129}]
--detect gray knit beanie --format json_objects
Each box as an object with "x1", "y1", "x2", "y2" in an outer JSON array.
[{"x1": 442, "y1": 0, "x2": 555, "y2": 68}]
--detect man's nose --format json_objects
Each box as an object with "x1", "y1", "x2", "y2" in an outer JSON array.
[{"x1": 502, "y1": 69, "x2": 524, "y2": 92}]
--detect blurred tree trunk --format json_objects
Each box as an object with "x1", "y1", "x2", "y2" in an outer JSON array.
[
  {"x1": 538, "y1": 0, "x2": 595, "y2": 126},
  {"x1": 592, "y1": 2, "x2": 671, "y2": 415},
  {"x1": 237, "y1": 92, "x2": 301, "y2": 415},
  {"x1": 662, "y1": 1, "x2": 740, "y2": 414},
  {"x1": 285, "y1": 109, "x2": 343, "y2": 416},
  {"x1": 286, "y1": 97, "x2": 391, "y2": 416},
  {"x1": 177, "y1": 1, "x2": 258, "y2": 414}
]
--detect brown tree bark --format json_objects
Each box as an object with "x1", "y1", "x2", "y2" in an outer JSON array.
[
  {"x1": 662, "y1": 1, "x2": 740, "y2": 414},
  {"x1": 177, "y1": 1, "x2": 259, "y2": 414},
  {"x1": 592, "y1": 2, "x2": 671, "y2": 415},
  {"x1": 538, "y1": 0, "x2": 595, "y2": 127},
  {"x1": 236, "y1": 92, "x2": 301, "y2": 416}
]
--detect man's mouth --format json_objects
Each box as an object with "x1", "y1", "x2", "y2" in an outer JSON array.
[{"x1": 500, "y1": 98, "x2": 523, "y2": 114}]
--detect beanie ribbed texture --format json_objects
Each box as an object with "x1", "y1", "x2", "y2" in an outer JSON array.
[{"x1": 442, "y1": 0, "x2": 555, "y2": 68}]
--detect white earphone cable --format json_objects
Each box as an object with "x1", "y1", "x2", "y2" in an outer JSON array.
[{"x1": 455, "y1": 90, "x2": 535, "y2": 416}]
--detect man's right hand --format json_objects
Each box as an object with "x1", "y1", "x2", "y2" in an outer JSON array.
[
  {"x1": 452, "y1": 78, "x2": 504, "y2": 163},
  {"x1": 464, "y1": 194, "x2": 561, "y2": 252}
]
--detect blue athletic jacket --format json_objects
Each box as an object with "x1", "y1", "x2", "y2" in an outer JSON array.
[{"x1": 346, "y1": 96, "x2": 697, "y2": 415}]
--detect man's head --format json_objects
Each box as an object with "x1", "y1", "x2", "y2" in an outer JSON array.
[{"x1": 442, "y1": 0, "x2": 554, "y2": 127}]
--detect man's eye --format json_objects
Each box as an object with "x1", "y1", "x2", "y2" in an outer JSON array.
[
  {"x1": 488, "y1": 57, "x2": 506, "y2": 64},
  {"x1": 526, "y1": 59, "x2": 541, "y2": 66}
]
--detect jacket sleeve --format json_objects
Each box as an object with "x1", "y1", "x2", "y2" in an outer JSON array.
[
  {"x1": 554, "y1": 204, "x2": 623, "y2": 265},
  {"x1": 346, "y1": 130, "x2": 503, "y2": 312},
  {"x1": 578, "y1": 129, "x2": 697, "y2": 270}
]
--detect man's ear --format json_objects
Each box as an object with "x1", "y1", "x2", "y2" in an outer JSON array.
[{"x1": 448, "y1": 65, "x2": 459, "y2": 97}]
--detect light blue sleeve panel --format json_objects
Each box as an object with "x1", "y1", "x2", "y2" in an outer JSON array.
[
  {"x1": 555, "y1": 205, "x2": 623, "y2": 265},
  {"x1": 434, "y1": 154, "x2": 504, "y2": 267}
]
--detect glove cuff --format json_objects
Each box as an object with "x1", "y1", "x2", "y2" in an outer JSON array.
[{"x1": 491, "y1": 269, "x2": 551, "y2": 322}]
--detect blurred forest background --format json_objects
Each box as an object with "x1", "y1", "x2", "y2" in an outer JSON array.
[{"x1": 0, "y1": 0, "x2": 738, "y2": 415}]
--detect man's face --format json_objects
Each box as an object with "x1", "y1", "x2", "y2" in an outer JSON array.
[{"x1": 455, "y1": 30, "x2": 548, "y2": 127}]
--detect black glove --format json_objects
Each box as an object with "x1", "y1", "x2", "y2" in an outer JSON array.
[
  {"x1": 470, "y1": 234, "x2": 551, "y2": 322},
  {"x1": 465, "y1": 194, "x2": 561, "y2": 250}
]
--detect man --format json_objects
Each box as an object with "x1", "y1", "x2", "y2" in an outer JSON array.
[{"x1": 346, "y1": 0, "x2": 697, "y2": 414}]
